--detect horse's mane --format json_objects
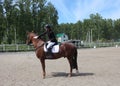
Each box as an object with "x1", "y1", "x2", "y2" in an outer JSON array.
[{"x1": 31, "y1": 32, "x2": 45, "y2": 42}]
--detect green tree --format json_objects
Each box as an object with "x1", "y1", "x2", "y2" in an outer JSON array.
[
  {"x1": 3, "y1": 0, "x2": 15, "y2": 44},
  {"x1": 0, "y1": 2, "x2": 6, "y2": 43},
  {"x1": 114, "y1": 19, "x2": 120, "y2": 40}
]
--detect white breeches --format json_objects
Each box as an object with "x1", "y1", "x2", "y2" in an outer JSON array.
[{"x1": 47, "y1": 41, "x2": 55, "y2": 49}]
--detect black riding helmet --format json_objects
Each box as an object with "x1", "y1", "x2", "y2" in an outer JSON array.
[{"x1": 45, "y1": 24, "x2": 51, "y2": 29}]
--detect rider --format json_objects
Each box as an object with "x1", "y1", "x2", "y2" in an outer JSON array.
[{"x1": 37, "y1": 24, "x2": 58, "y2": 58}]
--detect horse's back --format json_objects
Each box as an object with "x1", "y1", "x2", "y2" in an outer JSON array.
[
  {"x1": 60, "y1": 42, "x2": 77, "y2": 57},
  {"x1": 62, "y1": 42, "x2": 77, "y2": 49}
]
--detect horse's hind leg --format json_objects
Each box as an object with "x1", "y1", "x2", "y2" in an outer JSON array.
[
  {"x1": 67, "y1": 58, "x2": 73, "y2": 77},
  {"x1": 76, "y1": 69, "x2": 79, "y2": 74}
]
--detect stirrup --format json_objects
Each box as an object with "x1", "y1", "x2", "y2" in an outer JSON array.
[
  {"x1": 46, "y1": 55, "x2": 53, "y2": 59},
  {"x1": 45, "y1": 52, "x2": 53, "y2": 59}
]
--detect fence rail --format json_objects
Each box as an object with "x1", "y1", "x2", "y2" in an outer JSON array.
[
  {"x1": 0, "y1": 44, "x2": 34, "y2": 52},
  {"x1": 75, "y1": 42, "x2": 120, "y2": 48},
  {"x1": 0, "y1": 42, "x2": 120, "y2": 52}
]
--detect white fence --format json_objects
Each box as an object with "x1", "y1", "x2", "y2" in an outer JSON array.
[
  {"x1": 0, "y1": 42, "x2": 120, "y2": 52},
  {"x1": 72, "y1": 41, "x2": 120, "y2": 48},
  {"x1": 87, "y1": 42, "x2": 120, "y2": 48},
  {"x1": 0, "y1": 44, "x2": 34, "y2": 52}
]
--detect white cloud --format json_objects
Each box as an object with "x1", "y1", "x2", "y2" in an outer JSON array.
[
  {"x1": 48, "y1": 0, "x2": 120, "y2": 23},
  {"x1": 74, "y1": 0, "x2": 106, "y2": 20},
  {"x1": 48, "y1": 0, "x2": 76, "y2": 23},
  {"x1": 74, "y1": 0, "x2": 120, "y2": 21},
  {"x1": 102, "y1": 0, "x2": 120, "y2": 20}
]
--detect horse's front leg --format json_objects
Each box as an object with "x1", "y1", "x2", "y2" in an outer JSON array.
[
  {"x1": 40, "y1": 59, "x2": 46, "y2": 79},
  {"x1": 67, "y1": 58, "x2": 73, "y2": 77}
]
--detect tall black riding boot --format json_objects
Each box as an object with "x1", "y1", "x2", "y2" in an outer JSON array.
[{"x1": 46, "y1": 47, "x2": 53, "y2": 59}]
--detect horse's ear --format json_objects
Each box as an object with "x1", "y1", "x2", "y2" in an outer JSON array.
[
  {"x1": 26, "y1": 31, "x2": 29, "y2": 34},
  {"x1": 32, "y1": 30, "x2": 34, "y2": 33}
]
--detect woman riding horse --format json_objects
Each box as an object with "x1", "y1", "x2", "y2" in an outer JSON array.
[
  {"x1": 26, "y1": 31, "x2": 79, "y2": 79},
  {"x1": 37, "y1": 24, "x2": 58, "y2": 58}
]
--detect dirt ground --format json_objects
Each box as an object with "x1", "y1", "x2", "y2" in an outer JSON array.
[{"x1": 0, "y1": 47, "x2": 120, "y2": 86}]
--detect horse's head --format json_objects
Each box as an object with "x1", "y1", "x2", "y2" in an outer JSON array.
[{"x1": 26, "y1": 32, "x2": 37, "y2": 45}]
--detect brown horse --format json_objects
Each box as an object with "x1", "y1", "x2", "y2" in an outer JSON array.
[{"x1": 26, "y1": 32, "x2": 79, "y2": 78}]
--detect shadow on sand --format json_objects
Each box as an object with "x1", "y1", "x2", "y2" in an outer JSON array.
[{"x1": 50, "y1": 72, "x2": 94, "y2": 77}]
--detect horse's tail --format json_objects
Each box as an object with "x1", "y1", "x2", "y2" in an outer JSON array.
[{"x1": 72, "y1": 47, "x2": 78, "y2": 70}]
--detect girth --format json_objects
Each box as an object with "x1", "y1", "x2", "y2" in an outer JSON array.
[{"x1": 35, "y1": 43, "x2": 44, "y2": 51}]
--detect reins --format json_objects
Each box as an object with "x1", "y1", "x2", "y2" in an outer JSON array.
[
  {"x1": 32, "y1": 36, "x2": 45, "y2": 51},
  {"x1": 35, "y1": 43, "x2": 44, "y2": 51}
]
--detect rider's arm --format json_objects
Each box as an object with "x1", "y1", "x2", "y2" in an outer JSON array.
[{"x1": 38, "y1": 31, "x2": 47, "y2": 39}]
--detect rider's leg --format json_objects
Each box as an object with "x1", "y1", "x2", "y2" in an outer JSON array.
[
  {"x1": 47, "y1": 41, "x2": 54, "y2": 49},
  {"x1": 46, "y1": 42, "x2": 55, "y2": 58}
]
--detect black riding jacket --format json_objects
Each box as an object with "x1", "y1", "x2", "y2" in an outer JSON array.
[{"x1": 39, "y1": 30, "x2": 58, "y2": 43}]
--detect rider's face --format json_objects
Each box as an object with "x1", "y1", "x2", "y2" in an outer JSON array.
[{"x1": 46, "y1": 28, "x2": 50, "y2": 32}]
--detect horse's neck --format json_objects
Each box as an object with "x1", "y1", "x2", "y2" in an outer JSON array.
[{"x1": 32, "y1": 39, "x2": 44, "y2": 48}]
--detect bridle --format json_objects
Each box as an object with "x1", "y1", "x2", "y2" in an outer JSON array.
[{"x1": 32, "y1": 36, "x2": 45, "y2": 51}]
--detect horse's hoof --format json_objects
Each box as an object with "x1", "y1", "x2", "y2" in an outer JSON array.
[
  {"x1": 76, "y1": 70, "x2": 79, "y2": 74},
  {"x1": 43, "y1": 76, "x2": 45, "y2": 79},
  {"x1": 68, "y1": 74, "x2": 72, "y2": 77}
]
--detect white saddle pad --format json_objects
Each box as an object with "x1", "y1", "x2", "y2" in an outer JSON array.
[{"x1": 44, "y1": 44, "x2": 59, "y2": 53}]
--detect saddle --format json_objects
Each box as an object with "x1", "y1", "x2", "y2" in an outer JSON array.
[{"x1": 44, "y1": 43, "x2": 59, "y2": 53}]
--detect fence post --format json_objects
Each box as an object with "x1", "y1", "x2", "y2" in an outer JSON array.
[
  {"x1": 16, "y1": 44, "x2": 18, "y2": 51},
  {"x1": 3, "y1": 44, "x2": 5, "y2": 51},
  {"x1": 78, "y1": 42, "x2": 81, "y2": 48},
  {"x1": 28, "y1": 46, "x2": 30, "y2": 50}
]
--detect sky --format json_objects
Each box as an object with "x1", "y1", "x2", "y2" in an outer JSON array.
[{"x1": 48, "y1": 0, "x2": 120, "y2": 24}]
